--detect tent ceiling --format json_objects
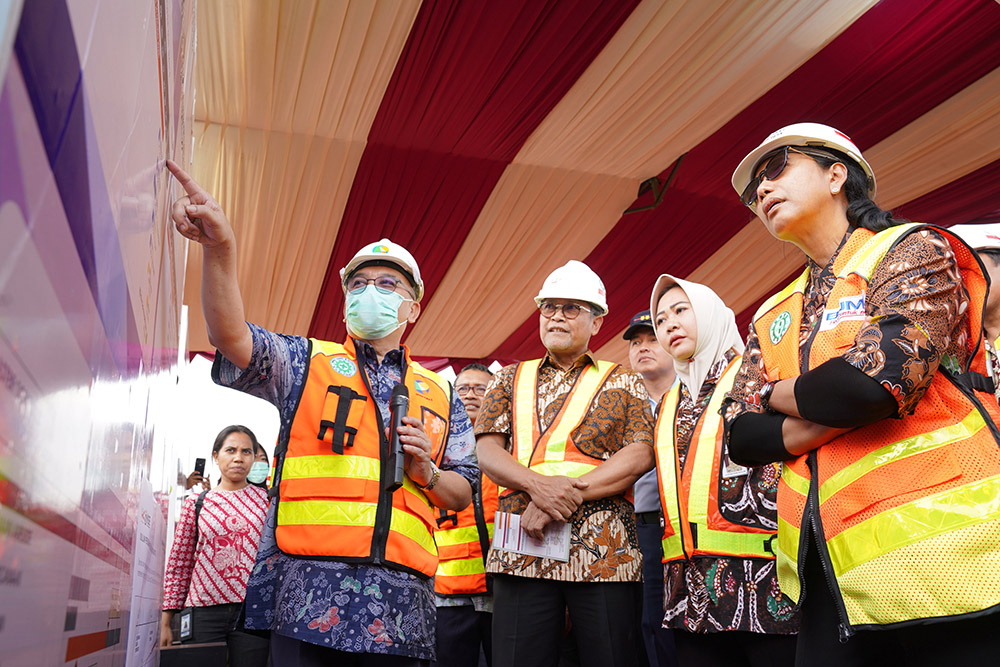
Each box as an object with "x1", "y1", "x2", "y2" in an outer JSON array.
[{"x1": 185, "y1": 0, "x2": 1000, "y2": 370}]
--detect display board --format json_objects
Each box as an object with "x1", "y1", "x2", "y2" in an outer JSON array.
[{"x1": 0, "y1": 0, "x2": 194, "y2": 664}]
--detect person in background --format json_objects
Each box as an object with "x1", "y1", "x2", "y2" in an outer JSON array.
[
  {"x1": 434, "y1": 363, "x2": 499, "y2": 667},
  {"x1": 160, "y1": 424, "x2": 270, "y2": 666},
  {"x1": 944, "y1": 222, "x2": 1000, "y2": 404},
  {"x1": 476, "y1": 260, "x2": 654, "y2": 667},
  {"x1": 649, "y1": 277, "x2": 797, "y2": 667},
  {"x1": 167, "y1": 159, "x2": 477, "y2": 667},
  {"x1": 622, "y1": 310, "x2": 679, "y2": 667},
  {"x1": 248, "y1": 443, "x2": 271, "y2": 490},
  {"x1": 723, "y1": 123, "x2": 1000, "y2": 666}
]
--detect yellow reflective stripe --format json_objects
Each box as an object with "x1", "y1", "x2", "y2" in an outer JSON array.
[
  {"x1": 541, "y1": 360, "x2": 617, "y2": 465},
  {"x1": 436, "y1": 556, "x2": 486, "y2": 578},
  {"x1": 753, "y1": 268, "x2": 810, "y2": 321},
  {"x1": 696, "y1": 530, "x2": 772, "y2": 555},
  {"x1": 781, "y1": 462, "x2": 809, "y2": 497},
  {"x1": 389, "y1": 505, "x2": 437, "y2": 555},
  {"x1": 530, "y1": 461, "x2": 598, "y2": 479},
  {"x1": 655, "y1": 387, "x2": 683, "y2": 559},
  {"x1": 435, "y1": 525, "x2": 481, "y2": 547},
  {"x1": 513, "y1": 360, "x2": 542, "y2": 467},
  {"x1": 687, "y1": 360, "x2": 741, "y2": 525},
  {"x1": 818, "y1": 409, "x2": 985, "y2": 505},
  {"x1": 828, "y1": 474, "x2": 1000, "y2": 576},
  {"x1": 281, "y1": 454, "x2": 380, "y2": 481},
  {"x1": 278, "y1": 499, "x2": 378, "y2": 526},
  {"x1": 839, "y1": 223, "x2": 918, "y2": 281},
  {"x1": 775, "y1": 516, "x2": 802, "y2": 603}
]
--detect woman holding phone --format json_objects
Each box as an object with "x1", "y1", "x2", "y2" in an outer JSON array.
[{"x1": 161, "y1": 425, "x2": 270, "y2": 665}]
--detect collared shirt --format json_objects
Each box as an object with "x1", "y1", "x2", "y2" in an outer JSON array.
[
  {"x1": 474, "y1": 351, "x2": 653, "y2": 582},
  {"x1": 214, "y1": 324, "x2": 478, "y2": 660}
]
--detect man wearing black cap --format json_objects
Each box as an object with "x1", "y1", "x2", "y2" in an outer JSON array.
[{"x1": 623, "y1": 311, "x2": 678, "y2": 667}]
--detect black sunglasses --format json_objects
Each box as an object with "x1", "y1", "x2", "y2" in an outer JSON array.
[{"x1": 740, "y1": 146, "x2": 836, "y2": 209}]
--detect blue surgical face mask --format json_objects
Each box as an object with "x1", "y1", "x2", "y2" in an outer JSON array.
[
  {"x1": 247, "y1": 461, "x2": 269, "y2": 485},
  {"x1": 344, "y1": 284, "x2": 410, "y2": 340}
]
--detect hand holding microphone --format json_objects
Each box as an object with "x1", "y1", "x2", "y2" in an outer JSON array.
[
  {"x1": 386, "y1": 382, "x2": 438, "y2": 493},
  {"x1": 386, "y1": 383, "x2": 409, "y2": 492}
]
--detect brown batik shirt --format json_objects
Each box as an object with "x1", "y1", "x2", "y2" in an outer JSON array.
[
  {"x1": 474, "y1": 351, "x2": 653, "y2": 582},
  {"x1": 662, "y1": 348, "x2": 799, "y2": 635}
]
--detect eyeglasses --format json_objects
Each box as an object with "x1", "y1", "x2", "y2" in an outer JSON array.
[
  {"x1": 538, "y1": 301, "x2": 591, "y2": 320},
  {"x1": 455, "y1": 384, "x2": 488, "y2": 397},
  {"x1": 346, "y1": 274, "x2": 413, "y2": 297},
  {"x1": 740, "y1": 146, "x2": 834, "y2": 209}
]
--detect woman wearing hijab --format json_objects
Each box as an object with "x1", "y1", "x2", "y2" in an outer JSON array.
[
  {"x1": 650, "y1": 275, "x2": 798, "y2": 666},
  {"x1": 722, "y1": 123, "x2": 1000, "y2": 666}
]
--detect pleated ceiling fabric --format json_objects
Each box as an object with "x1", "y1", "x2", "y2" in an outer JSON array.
[{"x1": 186, "y1": 0, "x2": 1000, "y2": 372}]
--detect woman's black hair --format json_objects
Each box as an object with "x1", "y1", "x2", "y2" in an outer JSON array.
[
  {"x1": 797, "y1": 146, "x2": 907, "y2": 233},
  {"x1": 212, "y1": 424, "x2": 260, "y2": 456}
]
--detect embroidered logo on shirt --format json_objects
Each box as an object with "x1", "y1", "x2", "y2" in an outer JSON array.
[
  {"x1": 818, "y1": 294, "x2": 866, "y2": 332},
  {"x1": 769, "y1": 311, "x2": 792, "y2": 344},
  {"x1": 414, "y1": 379, "x2": 430, "y2": 395},
  {"x1": 330, "y1": 357, "x2": 358, "y2": 377}
]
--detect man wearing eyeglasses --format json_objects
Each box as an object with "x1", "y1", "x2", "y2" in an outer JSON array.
[
  {"x1": 475, "y1": 260, "x2": 655, "y2": 667},
  {"x1": 166, "y1": 161, "x2": 478, "y2": 667},
  {"x1": 434, "y1": 364, "x2": 499, "y2": 667}
]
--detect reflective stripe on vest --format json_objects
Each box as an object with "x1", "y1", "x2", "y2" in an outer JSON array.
[
  {"x1": 753, "y1": 224, "x2": 1000, "y2": 628},
  {"x1": 507, "y1": 358, "x2": 618, "y2": 489},
  {"x1": 654, "y1": 357, "x2": 776, "y2": 562},
  {"x1": 277, "y1": 338, "x2": 451, "y2": 578},
  {"x1": 433, "y1": 473, "x2": 499, "y2": 596}
]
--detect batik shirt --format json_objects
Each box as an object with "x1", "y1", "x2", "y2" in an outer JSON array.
[
  {"x1": 661, "y1": 348, "x2": 798, "y2": 634},
  {"x1": 474, "y1": 352, "x2": 653, "y2": 583},
  {"x1": 723, "y1": 227, "x2": 969, "y2": 429},
  {"x1": 214, "y1": 324, "x2": 478, "y2": 660}
]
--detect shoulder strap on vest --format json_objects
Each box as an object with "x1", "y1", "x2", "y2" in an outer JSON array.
[
  {"x1": 753, "y1": 267, "x2": 810, "y2": 322},
  {"x1": 839, "y1": 223, "x2": 922, "y2": 281}
]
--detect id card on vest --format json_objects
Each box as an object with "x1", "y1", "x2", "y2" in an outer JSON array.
[{"x1": 492, "y1": 511, "x2": 570, "y2": 561}]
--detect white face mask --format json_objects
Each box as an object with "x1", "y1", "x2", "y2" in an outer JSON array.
[
  {"x1": 344, "y1": 284, "x2": 409, "y2": 340},
  {"x1": 247, "y1": 461, "x2": 269, "y2": 485}
]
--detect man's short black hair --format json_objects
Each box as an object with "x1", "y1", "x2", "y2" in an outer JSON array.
[{"x1": 459, "y1": 363, "x2": 492, "y2": 376}]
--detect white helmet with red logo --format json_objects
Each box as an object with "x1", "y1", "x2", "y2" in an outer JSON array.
[
  {"x1": 340, "y1": 238, "x2": 424, "y2": 301},
  {"x1": 947, "y1": 223, "x2": 1000, "y2": 252},
  {"x1": 535, "y1": 260, "x2": 608, "y2": 315},
  {"x1": 732, "y1": 122, "x2": 877, "y2": 205}
]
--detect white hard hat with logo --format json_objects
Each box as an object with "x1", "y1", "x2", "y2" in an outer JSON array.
[
  {"x1": 947, "y1": 223, "x2": 1000, "y2": 252},
  {"x1": 534, "y1": 260, "x2": 608, "y2": 315},
  {"x1": 340, "y1": 238, "x2": 424, "y2": 301},
  {"x1": 732, "y1": 122, "x2": 877, "y2": 207}
]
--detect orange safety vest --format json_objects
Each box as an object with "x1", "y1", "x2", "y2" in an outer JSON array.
[
  {"x1": 275, "y1": 338, "x2": 452, "y2": 579},
  {"x1": 506, "y1": 358, "x2": 619, "y2": 493},
  {"x1": 655, "y1": 356, "x2": 778, "y2": 563},
  {"x1": 434, "y1": 474, "x2": 499, "y2": 596},
  {"x1": 753, "y1": 223, "x2": 1000, "y2": 632}
]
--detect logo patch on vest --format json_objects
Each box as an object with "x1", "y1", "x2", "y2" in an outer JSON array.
[
  {"x1": 819, "y1": 294, "x2": 866, "y2": 332},
  {"x1": 414, "y1": 379, "x2": 430, "y2": 395},
  {"x1": 769, "y1": 311, "x2": 792, "y2": 344},
  {"x1": 330, "y1": 357, "x2": 358, "y2": 377}
]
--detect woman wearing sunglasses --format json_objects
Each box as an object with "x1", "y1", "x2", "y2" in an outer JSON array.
[
  {"x1": 722, "y1": 123, "x2": 1000, "y2": 666},
  {"x1": 649, "y1": 275, "x2": 799, "y2": 666}
]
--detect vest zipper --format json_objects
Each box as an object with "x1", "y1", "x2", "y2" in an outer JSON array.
[
  {"x1": 360, "y1": 354, "x2": 400, "y2": 566},
  {"x1": 472, "y1": 485, "x2": 490, "y2": 568},
  {"x1": 806, "y1": 450, "x2": 855, "y2": 641}
]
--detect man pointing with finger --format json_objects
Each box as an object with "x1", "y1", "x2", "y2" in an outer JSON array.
[
  {"x1": 165, "y1": 160, "x2": 477, "y2": 666},
  {"x1": 475, "y1": 261, "x2": 654, "y2": 667}
]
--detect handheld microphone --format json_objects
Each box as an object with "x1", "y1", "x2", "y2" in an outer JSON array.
[{"x1": 386, "y1": 383, "x2": 409, "y2": 492}]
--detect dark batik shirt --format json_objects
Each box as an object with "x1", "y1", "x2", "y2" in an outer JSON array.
[
  {"x1": 662, "y1": 348, "x2": 798, "y2": 635},
  {"x1": 214, "y1": 324, "x2": 478, "y2": 660}
]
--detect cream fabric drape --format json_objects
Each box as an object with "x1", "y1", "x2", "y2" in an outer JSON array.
[{"x1": 185, "y1": 0, "x2": 421, "y2": 351}]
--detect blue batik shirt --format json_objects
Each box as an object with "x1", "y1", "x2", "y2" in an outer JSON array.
[{"x1": 213, "y1": 323, "x2": 479, "y2": 660}]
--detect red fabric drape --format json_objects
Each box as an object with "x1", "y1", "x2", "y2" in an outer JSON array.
[
  {"x1": 491, "y1": 0, "x2": 1000, "y2": 361},
  {"x1": 308, "y1": 0, "x2": 641, "y2": 341}
]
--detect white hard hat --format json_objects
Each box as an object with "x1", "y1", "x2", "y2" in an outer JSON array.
[
  {"x1": 947, "y1": 224, "x2": 1000, "y2": 252},
  {"x1": 732, "y1": 123, "x2": 876, "y2": 208},
  {"x1": 340, "y1": 238, "x2": 424, "y2": 301},
  {"x1": 534, "y1": 260, "x2": 608, "y2": 315}
]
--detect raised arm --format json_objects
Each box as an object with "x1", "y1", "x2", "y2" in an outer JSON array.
[{"x1": 167, "y1": 160, "x2": 252, "y2": 368}]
